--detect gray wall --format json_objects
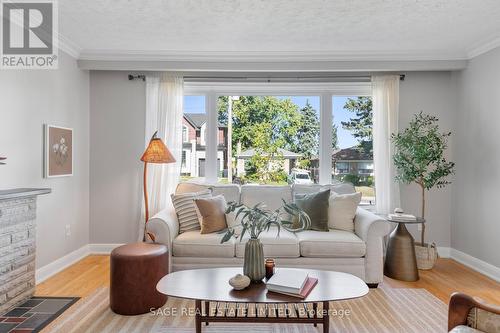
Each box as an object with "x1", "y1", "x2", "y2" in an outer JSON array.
[
  {"x1": 452, "y1": 47, "x2": 500, "y2": 267},
  {"x1": 88, "y1": 71, "x2": 458, "y2": 248},
  {"x1": 0, "y1": 51, "x2": 90, "y2": 268},
  {"x1": 398, "y1": 72, "x2": 458, "y2": 247},
  {"x1": 89, "y1": 71, "x2": 145, "y2": 243}
]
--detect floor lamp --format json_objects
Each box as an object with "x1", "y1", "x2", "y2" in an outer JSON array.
[{"x1": 140, "y1": 131, "x2": 176, "y2": 241}]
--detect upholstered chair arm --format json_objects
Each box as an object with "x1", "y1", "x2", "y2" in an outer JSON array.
[
  {"x1": 354, "y1": 208, "x2": 392, "y2": 284},
  {"x1": 146, "y1": 207, "x2": 179, "y2": 271},
  {"x1": 448, "y1": 292, "x2": 500, "y2": 331}
]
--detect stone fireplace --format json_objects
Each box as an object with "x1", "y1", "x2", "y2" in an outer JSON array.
[{"x1": 0, "y1": 188, "x2": 50, "y2": 313}]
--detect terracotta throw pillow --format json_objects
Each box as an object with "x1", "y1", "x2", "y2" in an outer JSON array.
[
  {"x1": 294, "y1": 189, "x2": 330, "y2": 231},
  {"x1": 194, "y1": 195, "x2": 228, "y2": 234},
  {"x1": 328, "y1": 192, "x2": 362, "y2": 232}
]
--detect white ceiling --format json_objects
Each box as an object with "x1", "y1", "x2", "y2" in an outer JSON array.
[{"x1": 59, "y1": 0, "x2": 500, "y2": 61}]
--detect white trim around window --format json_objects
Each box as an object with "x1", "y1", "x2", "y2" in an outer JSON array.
[{"x1": 184, "y1": 81, "x2": 371, "y2": 183}]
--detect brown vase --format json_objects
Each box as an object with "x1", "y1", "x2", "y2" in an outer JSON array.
[{"x1": 243, "y1": 238, "x2": 265, "y2": 282}]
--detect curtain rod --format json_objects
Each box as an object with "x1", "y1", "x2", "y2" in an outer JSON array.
[{"x1": 128, "y1": 74, "x2": 405, "y2": 82}]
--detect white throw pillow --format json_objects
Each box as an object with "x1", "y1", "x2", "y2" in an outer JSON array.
[
  {"x1": 171, "y1": 189, "x2": 212, "y2": 233},
  {"x1": 328, "y1": 192, "x2": 362, "y2": 232},
  {"x1": 225, "y1": 206, "x2": 247, "y2": 236}
]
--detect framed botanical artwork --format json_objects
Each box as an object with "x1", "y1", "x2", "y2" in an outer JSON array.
[{"x1": 45, "y1": 125, "x2": 73, "y2": 177}]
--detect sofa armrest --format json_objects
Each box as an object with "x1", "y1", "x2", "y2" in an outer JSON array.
[
  {"x1": 146, "y1": 207, "x2": 179, "y2": 271},
  {"x1": 354, "y1": 208, "x2": 391, "y2": 241},
  {"x1": 354, "y1": 207, "x2": 391, "y2": 284}
]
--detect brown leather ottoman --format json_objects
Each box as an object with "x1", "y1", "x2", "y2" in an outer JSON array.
[{"x1": 110, "y1": 242, "x2": 168, "y2": 315}]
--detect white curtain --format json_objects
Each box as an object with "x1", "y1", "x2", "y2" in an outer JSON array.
[
  {"x1": 139, "y1": 73, "x2": 183, "y2": 240},
  {"x1": 372, "y1": 75, "x2": 401, "y2": 215}
]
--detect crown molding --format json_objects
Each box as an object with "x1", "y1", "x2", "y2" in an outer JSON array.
[
  {"x1": 64, "y1": 37, "x2": 500, "y2": 68},
  {"x1": 467, "y1": 35, "x2": 500, "y2": 59},
  {"x1": 58, "y1": 33, "x2": 82, "y2": 59}
]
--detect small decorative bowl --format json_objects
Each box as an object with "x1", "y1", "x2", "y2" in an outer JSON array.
[{"x1": 229, "y1": 274, "x2": 251, "y2": 290}]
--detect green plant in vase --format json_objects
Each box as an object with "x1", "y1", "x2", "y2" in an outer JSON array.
[
  {"x1": 391, "y1": 112, "x2": 455, "y2": 246},
  {"x1": 221, "y1": 201, "x2": 310, "y2": 282}
]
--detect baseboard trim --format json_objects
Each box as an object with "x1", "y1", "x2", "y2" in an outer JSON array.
[
  {"x1": 35, "y1": 243, "x2": 124, "y2": 284},
  {"x1": 88, "y1": 243, "x2": 124, "y2": 254},
  {"x1": 450, "y1": 248, "x2": 500, "y2": 283},
  {"x1": 36, "y1": 245, "x2": 90, "y2": 283},
  {"x1": 437, "y1": 247, "x2": 451, "y2": 258}
]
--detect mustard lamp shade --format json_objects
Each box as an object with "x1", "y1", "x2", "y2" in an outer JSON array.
[{"x1": 140, "y1": 131, "x2": 176, "y2": 164}]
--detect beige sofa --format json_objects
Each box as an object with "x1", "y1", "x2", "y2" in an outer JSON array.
[{"x1": 147, "y1": 182, "x2": 391, "y2": 286}]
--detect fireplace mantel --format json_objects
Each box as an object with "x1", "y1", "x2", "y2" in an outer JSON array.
[
  {"x1": 0, "y1": 188, "x2": 51, "y2": 200},
  {"x1": 0, "y1": 187, "x2": 51, "y2": 313}
]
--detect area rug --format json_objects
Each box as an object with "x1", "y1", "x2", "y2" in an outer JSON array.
[
  {"x1": 41, "y1": 286, "x2": 447, "y2": 333},
  {"x1": 0, "y1": 296, "x2": 79, "y2": 333}
]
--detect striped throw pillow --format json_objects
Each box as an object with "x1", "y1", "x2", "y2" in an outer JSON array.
[{"x1": 171, "y1": 189, "x2": 212, "y2": 233}]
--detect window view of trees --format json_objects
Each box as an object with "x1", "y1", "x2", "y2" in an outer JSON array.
[{"x1": 218, "y1": 96, "x2": 321, "y2": 184}]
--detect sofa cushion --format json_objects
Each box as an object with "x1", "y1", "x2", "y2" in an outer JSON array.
[
  {"x1": 225, "y1": 205, "x2": 247, "y2": 236},
  {"x1": 294, "y1": 189, "x2": 330, "y2": 231},
  {"x1": 194, "y1": 195, "x2": 228, "y2": 234},
  {"x1": 293, "y1": 183, "x2": 356, "y2": 196},
  {"x1": 171, "y1": 190, "x2": 212, "y2": 233},
  {"x1": 296, "y1": 230, "x2": 366, "y2": 258},
  {"x1": 328, "y1": 192, "x2": 362, "y2": 232},
  {"x1": 173, "y1": 230, "x2": 236, "y2": 258},
  {"x1": 176, "y1": 182, "x2": 241, "y2": 203},
  {"x1": 240, "y1": 185, "x2": 292, "y2": 211},
  {"x1": 449, "y1": 326, "x2": 482, "y2": 333},
  {"x1": 235, "y1": 228, "x2": 300, "y2": 258}
]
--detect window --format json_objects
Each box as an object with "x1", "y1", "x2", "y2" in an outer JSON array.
[
  {"x1": 181, "y1": 83, "x2": 372, "y2": 195},
  {"x1": 181, "y1": 151, "x2": 186, "y2": 168},
  {"x1": 217, "y1": 95, "x2": 320, "y2": 184},
  {"x1": 333, "y1": 96, "x2": 374, "y2": 205},
  {"x1": 182, "y1": 125, "x2": 189, "y2": 143},
  {"x1": 181, "y1": 95, "x2": 206, "y2": 181}
]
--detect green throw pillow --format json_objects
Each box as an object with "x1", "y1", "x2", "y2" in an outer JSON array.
[{"x1": 294, "y1": 189, "x2": 330, "y2": 231}]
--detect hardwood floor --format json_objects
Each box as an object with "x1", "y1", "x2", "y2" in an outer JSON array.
[
  {"x1": 383, "y1": 258, "x2": 500, "y2": 304},
  {"x1": 36, "y1": 255, "x2": 110, "y2": 298},
  {"x1": 35, "y1": 256, "x2": 500, "y2": 305}
]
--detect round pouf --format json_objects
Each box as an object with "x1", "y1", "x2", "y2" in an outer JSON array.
[{"x1": 110, "y1": 242, "x2": 168, "y2": 315}]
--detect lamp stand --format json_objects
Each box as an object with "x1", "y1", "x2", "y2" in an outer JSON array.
[{"x1": 143, "y1": 161, "x2": 149, "y2": 242}]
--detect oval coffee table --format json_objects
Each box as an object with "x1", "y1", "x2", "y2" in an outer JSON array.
[{"x1": 157, "y1": 267, "x2": 368, "y2": 333}]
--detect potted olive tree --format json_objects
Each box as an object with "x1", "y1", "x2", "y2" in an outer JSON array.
[{"x1": 391, "y1": 112, "x2": 454, "y2": 269}]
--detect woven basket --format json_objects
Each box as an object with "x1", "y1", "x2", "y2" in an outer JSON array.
[{"x1": 415, "y1": 242, "x2": 438, "y2": 270}]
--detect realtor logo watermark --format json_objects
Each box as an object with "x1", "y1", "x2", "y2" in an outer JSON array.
[{"x1": 1, "y1": 0, "x2": 58, "y2": 69}]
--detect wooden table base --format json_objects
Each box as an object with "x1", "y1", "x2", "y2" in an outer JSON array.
[{"x1": 195, "y1": 300, "x2": 330, "y2": 333}]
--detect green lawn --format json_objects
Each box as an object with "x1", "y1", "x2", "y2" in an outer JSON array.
[{"x1": 355, "y1": 186, "x2": 375, "y2": 198}]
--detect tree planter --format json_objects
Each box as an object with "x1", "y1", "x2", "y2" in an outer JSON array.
[
  {"x1": 392, "y1": 112, "x2": 455, "y2": 271},
  {"x1": 415, "y1": 242, "x2": 438, "y2": 270},
  {"x1": 243, "y1": 238, "x2": 265, "y2": 282}
]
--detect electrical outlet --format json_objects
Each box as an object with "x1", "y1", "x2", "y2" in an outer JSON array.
[{"x1": 65, "y1": 224, "x2": 71, "y2": 237}]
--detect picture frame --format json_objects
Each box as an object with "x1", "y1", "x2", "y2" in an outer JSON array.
[{"x1": 44, "y1": 124, "x2": 73, "y2": 178}]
